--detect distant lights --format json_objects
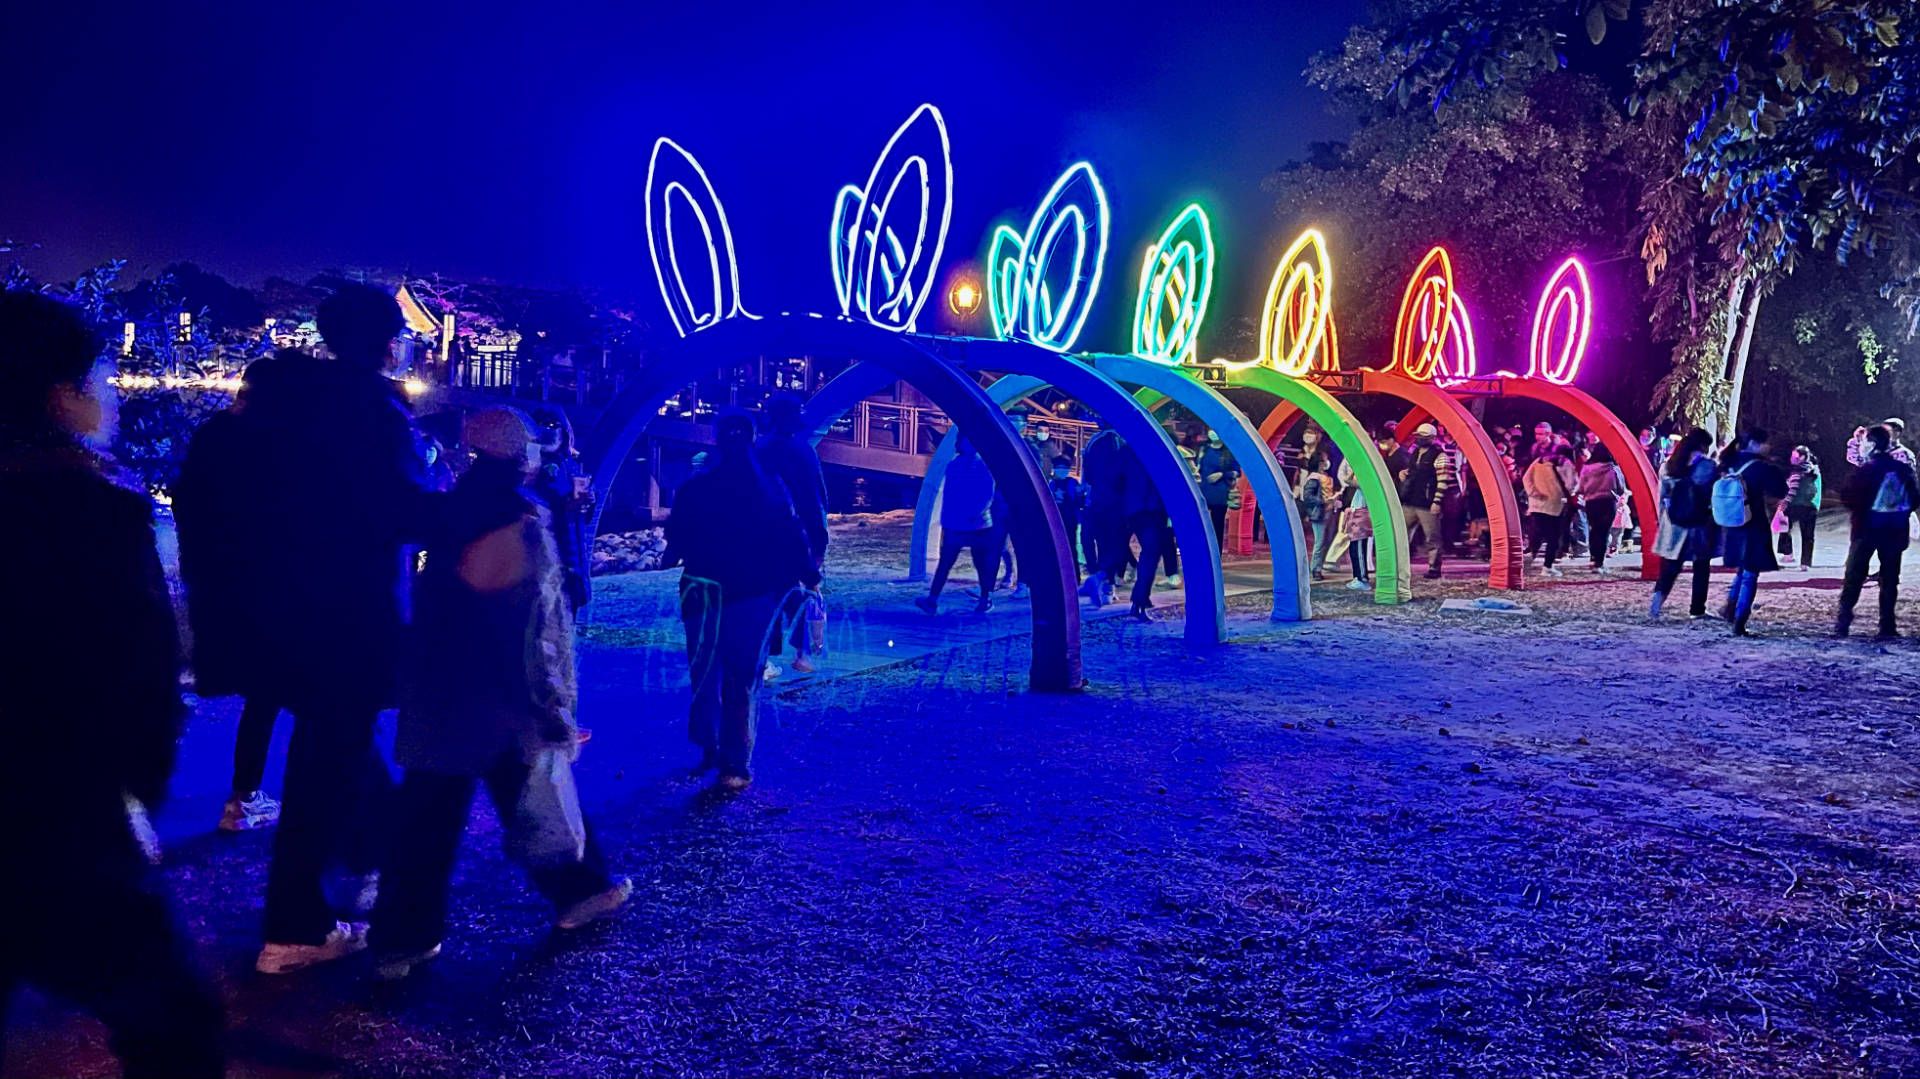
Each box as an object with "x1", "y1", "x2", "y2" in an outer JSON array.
[
  {"x1": 987, "y1": 161, "x2": 1110, "y2": 352},
  {"x1": 1527, "y1": 256, "x2": 1592, "y2": 385},
  {"x1": 831, "y1": 104, "x2": 955, "y2": 334},
  {"x1": 1130, "y1": 204, "x2": 1213, "y2": 366}
]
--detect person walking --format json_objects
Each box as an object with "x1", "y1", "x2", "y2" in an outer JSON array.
[
  {"x1": 918, "y1": 435, "x2": 1000, "y2": 615},
  {"x1": 1523, "y1": 447, "x2": 1574, "y2": 577},
  {"x1": 1576, "y1": 444, "x2": 1628, "y2": 574},
  {"x1": 1712, "y1": 430, "x2": 1787, "y2": 636},
  {"x1": 1649, "y1": 429, "x2": 1719, "y2": 619},
  {"x1": 1777, "y1": 445, "x2": 1822, "y2": 568},
  {"x1": 1048, "y1": 456, "x2": 1086, "y2": 576},
  {"x1": 239, "y1": 284, "x2": 438, "y2": 974},
  {"x1": 370, "y1": 408, "x2": 629, "y2": 979},
  {"x1": 177, "y1": 375, "x2": 284, "y2": 832},
  {"x1": 1077, "y1": 426, "x2": 1127, "y2": 606},
  {"x1": 1196, "y1": 429, "x2": 1238, "y2": 552},
  {"x1": 671, "y1": 411, "x2": 821, "y2": 790},
  {"x1": 1117, "y1": 434, "x2": 1171, "y2": 619},
  {"x1": 756, "y1": 394, "x2": 831, "y2": 671},
  {"x1": 529, "y1": 406, "x2": 594, "y2": 617},
  {"x1": 1834, "y1": 425, "x2": 1920, "y2": 639},
  {"x1": 0, "y1": 291, "x2": 225, "y2": 1077},
  {"x1": 1397, "y1": 423, "x2": 1453, "y2": 580},
  {"x1": 1340, "y1": 457, "x2": 1373, "y2": 591}
]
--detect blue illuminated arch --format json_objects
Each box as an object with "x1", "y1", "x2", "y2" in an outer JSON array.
[{"x1": 985, "y1": 162, "x2": 1111, "y2": 352}]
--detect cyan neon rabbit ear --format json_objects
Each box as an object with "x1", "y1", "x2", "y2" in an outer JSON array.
[
  {"x1": 1002, "y1": 162, "x2": 1109, "y2": 352},
  {"x1": 986, "y1": 225, "x2": 1026, "y2": 339},
  {"x1": 645, "y1": 137, "x2": 745, "y2": 337},
  {"x1": 1131, "y1": 204, "x2": 1214, "y2": 365},
  {"x1": 1528, "y1": 256, "x2": 1592, "y2": 385},
  {"x1": 833, "y1": 104, "x2": 953, "y2": 333}
]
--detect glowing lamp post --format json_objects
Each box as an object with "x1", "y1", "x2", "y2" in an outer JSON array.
[{"x1": 948, "y1": 279, "x2": 981, "y2": 317}]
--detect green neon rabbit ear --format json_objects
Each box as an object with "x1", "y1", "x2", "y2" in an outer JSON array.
[
  {"x1": 1130, "y1": 204, "x2": 1214, "y2": 365},
  {"x1": 645, "y1": 137, "x2": 746, "y2": 337},
  {"x1": 830, "y1": 104, "x2": 954, "y2": 334},
  {"x1": 985, "y1": 162, "x2": 1111, "y2": 352}
]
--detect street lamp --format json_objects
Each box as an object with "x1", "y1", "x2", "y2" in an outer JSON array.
[{"x1": 948, "y1": 278, "x2": 982, "y2": 317}]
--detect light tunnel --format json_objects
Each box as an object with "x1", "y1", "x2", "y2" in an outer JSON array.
[
  {"x1": 581, "y1": 315, "x2": 1084, "y2": 693},
  {"x1": 801, "y1": 336, "x2": 1230, "y2": 645},
  {"x1": 1253, "y1": 368, "x2": 1525, "y2": 590}
]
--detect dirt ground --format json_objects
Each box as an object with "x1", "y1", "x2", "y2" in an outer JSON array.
[{"x1": 7, "y1": 516, "x2": 1919, "y2": 1078}]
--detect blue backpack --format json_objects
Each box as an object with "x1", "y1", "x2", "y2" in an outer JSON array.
[{"x1": 1711, "y1": 462, "x2": 1754, "y2": 528}]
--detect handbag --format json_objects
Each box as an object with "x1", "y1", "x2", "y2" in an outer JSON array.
[
  {"x1": 804, "y1": 592, "x2": 827, "y2": 654},
  {"x1": 507, "y1": 747, "x2": 588, "y2": 867}
]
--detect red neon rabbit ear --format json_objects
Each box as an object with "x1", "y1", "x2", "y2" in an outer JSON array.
[
  {"x1": 1528, "y1": 257, "x2": 1593, "y2": 385},
  {"x1": 1390, "y1": 246, "x2": 1454, "y2": 382}
]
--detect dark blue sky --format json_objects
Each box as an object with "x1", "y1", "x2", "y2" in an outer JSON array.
[{"x1": 3, "y1": 0, "x2": 1364, "y2": 339}]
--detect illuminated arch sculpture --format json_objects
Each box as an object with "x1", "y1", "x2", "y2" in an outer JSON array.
[
  {"x1": 987, "y1": 162, "x2": 1110, "y2": 352},
  {"x1": 584, "y1": 315, "x2": 1084, "y2": 692},
  {"x1": 1244, "y1": 244, "x2": 1525, "y2": 590},
  {"x1": 1390, "y1": 254, "x2": 1660, "y2": 580},
  {"x1": 1135, "y1": 219, "x2": 1411, "y2": 603},
  {"x1": 645, "y1": 137, "x2": 749, "y2": 337},
  {"x1": 830, "y1": 104, "x2": 955, "y2": 333},
  {"x1": 801, "y1": 338, "x2": 1230, "y2": 645}
]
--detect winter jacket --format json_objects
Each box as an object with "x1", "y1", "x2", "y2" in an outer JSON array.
[
  {"x1": 1, "y1": 428, "x2": 183, "y2": 861},
  {"x1": 1398, "y1": 442, "x2": 1454, "y2": 509},
  {"x1": 1782, "y1": 461, "x2": 1822, "y2": 511},
  {"x1": 1081, "y1": 430, "x2": 1126, "y2": 516},
  {"x1": 1523, "y1": 458, "x2": 1575, "y2": 516},
  {"x1": 1197, "y1": 445, "x2": 1239, "y2": 507},
  {"x1": 530, "y1": 453, "x2": 593, "y2": 612},
  {"x1": 1652, "y1": 452, "x2": 1717, "y2": 560},
  {"x1": 668, "y1": 455, "x2": 822, "y2": 602},
  {"x1": 940, "y1": 451, "x2": 997, "y2": 531},
  {"x1": 1841, "y1": 451, "x2": 1920, "y2": 536},
  {"x1": 1575, "y1": 461, "x2": 1627, "y2": 503},
  {"x1": 757, "y1": 431, "x2": 830, "y2": 562},
  {"x1": 399, "y1": 459, "x2": 577, "y2": 776},
  {"x1": 1119, "y1": 438, "x2": 1165, "y2": 520},
  {"x1": 175, "y1": 408, "x2": 268, "y2": 697},
  {"x1": 1717, "y1": 451, "x2": 1787, "y2": 572},
  {"x1": 196, "y1": 351, "x2": 435, "y2": 711}
]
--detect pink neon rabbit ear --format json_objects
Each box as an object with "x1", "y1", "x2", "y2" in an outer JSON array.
[
  {"x1": 1528, "y1": 257, "x2": 1593, "y2": 385},
  {"x1": 645, "y1": 137, "x2": 746, "y2": 338},
  {"x1": 831, "y1": 104, "x2": 954, "y2": 333}
]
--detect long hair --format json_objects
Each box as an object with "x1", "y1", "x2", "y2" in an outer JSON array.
[{"x1": 1666, "y1": 429, "x2": 1711, "y2": 479}]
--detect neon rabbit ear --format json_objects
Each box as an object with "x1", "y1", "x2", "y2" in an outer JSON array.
[
  {"x1": 1250, "y1": 227, "x2": 1335, "y2": 376},
  {"x1": 645, "y1": 137, "x2": 746, "y2": 337},
  {"x1": 834, "y1": 104, "x2": 954, "y2": 333},
  {"x1": 1528, "y1": 256, "x2": 1592, "y2": 385},
  {"x1": 984, "y1": 162, "x2": 1110, "y2": 352},
  {"x1": 1131, "y1": 203, "x2": 1213, "y2": 365}
]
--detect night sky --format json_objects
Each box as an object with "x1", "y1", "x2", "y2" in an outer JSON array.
[{"x1": 3, "y1": 0, "x2": 1364, "y2": 340}]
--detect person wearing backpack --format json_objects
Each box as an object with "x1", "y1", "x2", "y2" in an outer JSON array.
[
  {"x1": 1776, "y1": 445, "x2": 1823, "y2": 567},
  {"x1": 1576, "y1": 444, "x2": 1629, "y2": 574},
  {"x1": 1834, "y1": 425, "x2": 1920, "y2": 639},
  {"x1": 1650, "y1": 428, "x2": 1719, "y2": 619},
  {"x1": 1712, "y1": 430, "x2": 1788, "y2": 636},
  {"x1": 1295, "y1": 429, "x2": 1338, "y2": 581}
]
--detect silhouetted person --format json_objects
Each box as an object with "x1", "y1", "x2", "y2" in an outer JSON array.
[
  {"x1": 1716, "y1": 429, "x2": 1786, "y2": 637},
  {"x1": 530, "y1": 406, "x2": 593, "y2": 615},
  {"x1": 0, "y1": 291, "x2": 224, "y2": 1077},
  {"x1": 1078, "y1": 426, "x2": 1127, "y2": 606},
  {"x1": 670, "y1": 410, "x2": 819, "y2": 791},
  {"x1": 757, "y1": 394, "x2": 830, "y2": 670},
  {"x1": 229, "y1": 284, "x2": 435, "y2": 973},
  {"x1": 370, "y1": 408, "x2": 629, "y2": 979},
  {"x1": 1649, "y1": 428, "x2": 1718, "y2": 620},
  {"x1": 1835, "y1": 424, "x2": 1920, "y2": 639},
  {"x1": 917, "y1": 435, "x2": 1000, "y2": 615}
]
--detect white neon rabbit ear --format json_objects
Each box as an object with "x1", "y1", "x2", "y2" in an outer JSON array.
[
  {"x1": 646, "y1": 137, "x2": 745, "y2": 337},
  {"x1": 832, "y1": 104, "x2": 953, "y2": 333},
  {"x1": 1131, "y1": 203, "x2": 1214, "y2": 365},
  {"x1": 1000, "y1": 161, "x2": 1109, "y2": 353}
]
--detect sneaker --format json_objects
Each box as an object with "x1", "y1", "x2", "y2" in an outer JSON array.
[
  {"x1": 1594, "y1": 565, "x2": 1613, "y2": 576},
  {"x1": 255, "y1": 921, "x2": 368, "y2": 975},
  {"x1": 1423, "y1": 569, "x2": 1443, "y2": 580},
  {"x1": 1160, "y1": 573, "x2": 1183, "y2": 590},
  {"x1": 1011, "y1": 583, "x2": 1030, "y2": 600},
  {"x1": 1128, "y1": 604, "x2": 1152, "y2": 622},
  {"x1": 1545, "y1": 566, "x2": 1564, "y2": 578},
  {"x1": 762, "y1": 661, "x2": 781, "y2": 683},
  {"x1": 556, "y1": 878, "x2": 634, "y2": 931},
  {"x1": 1345, "y1": 578, "x2": 1370, "y2": 591},
  {"x1": 913, "y1": 596, "x2": 938, "y2": 615},
  {"x1": 717, "y1": 773, "x2": 752, "y2": 794},
  {"x1": 219, "y1": 790, "x2": 281, "y2": 832},
  {"x1": 973, "y1": 597, "x2": 994, "y2": 615},
  {"x1": 373, "y1": 942, "x2": 442, "y2": 981},
  {"x1": 791, "y1": 654, "x2": 816, "y2": 674},
  {"x1": 1649, "y1": 592, "x2": 1666, "y2": 620}
]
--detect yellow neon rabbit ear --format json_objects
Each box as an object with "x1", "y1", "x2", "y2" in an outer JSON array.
[{"x1": 1257, "y1": 228, "x2": 1334, "y2": 377}]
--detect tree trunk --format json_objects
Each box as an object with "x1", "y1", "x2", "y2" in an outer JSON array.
[{"x1": 1721, "y1": 279, "x2": 1764, "y2": 443}]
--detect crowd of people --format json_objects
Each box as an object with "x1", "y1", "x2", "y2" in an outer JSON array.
[{"x1": 3, "y1": 279, "x2": 1917, "y2": 1077}]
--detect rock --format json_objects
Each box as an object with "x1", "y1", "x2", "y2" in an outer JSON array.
[{"x1": 1463, "y1": 762, "x2": 1483, "y2": 774}]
